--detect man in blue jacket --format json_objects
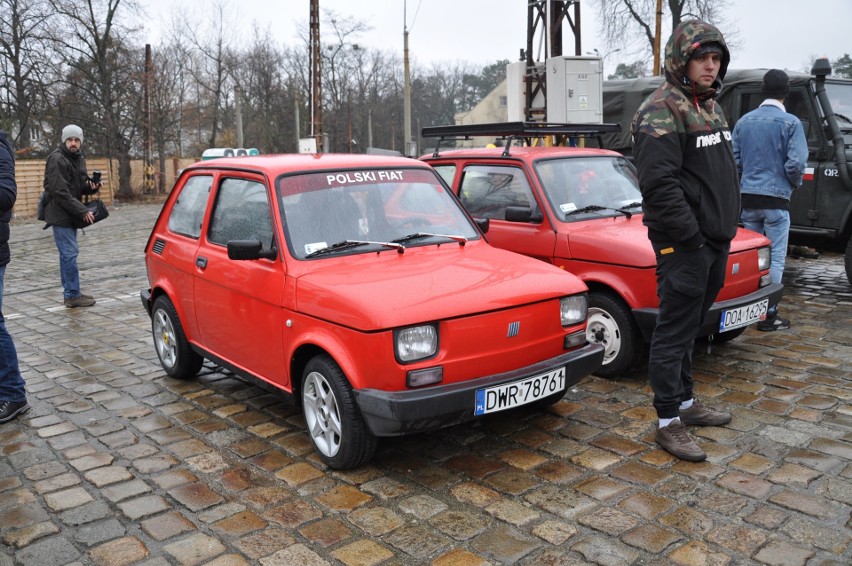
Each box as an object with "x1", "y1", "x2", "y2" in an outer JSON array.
[
  {"x1": 0, "y1": 130, "x2": 28, "y2": 424},
  {"x1": 732, "y1": 69, "x2": 808, "y2": 331},
  {"x1": 632, "y1": 20, "x2": 737, "y2": 462}
]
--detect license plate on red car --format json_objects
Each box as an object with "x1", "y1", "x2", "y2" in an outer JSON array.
[
  {"x1": 719, "y1": 299, "x2": 769, "y2": 332},
  {"x1": 474, "y1": 368, "x2": 565, "y2": 415}
]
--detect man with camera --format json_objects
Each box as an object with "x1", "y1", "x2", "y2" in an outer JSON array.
[{"x1": 43, "y1": 124, "x2": 100, "y2": 307}]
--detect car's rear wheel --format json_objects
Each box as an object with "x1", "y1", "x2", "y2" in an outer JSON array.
[
  {"x1": 152, "y1": 295, "x2": 203, "y2": 379},
  {"x1": 301, "y1": 354, "x2": 377, "y2": 470},
  {"x1": 586, "y1": 291, "x2": 642, "y2": 378}
]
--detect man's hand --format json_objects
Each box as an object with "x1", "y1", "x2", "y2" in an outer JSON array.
[{"x1": 83, "y1": 211, "x2": 95, "y2": 225}]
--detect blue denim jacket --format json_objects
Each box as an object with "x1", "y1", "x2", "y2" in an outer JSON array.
[{"x1": 732, "y1": 101, "x2": 808, "y2": 200}]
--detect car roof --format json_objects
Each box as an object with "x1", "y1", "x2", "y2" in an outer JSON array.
[
  {"x1": 422, "y1": 146, "x2": 622, "y2": 161},
  {"x1": 185, "y1": 153, "x2": 429, "y2": 175}
]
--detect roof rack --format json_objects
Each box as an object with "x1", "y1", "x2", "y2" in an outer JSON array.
[{"x1": 421, "y1": 121, "x2": 622, "y2": 157}]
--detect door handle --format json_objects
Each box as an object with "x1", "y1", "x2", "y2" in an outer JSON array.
[{"x1": 196, "y1": 256, "x2": 208, "y2": 269}]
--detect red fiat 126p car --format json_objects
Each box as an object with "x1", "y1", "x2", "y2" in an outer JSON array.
[
  {"x1": 422, "y1": 122, "x2": 783, "y2": 378},
  {"x1": 141, "y1": 153, "x2": 604, "y2": 469}
]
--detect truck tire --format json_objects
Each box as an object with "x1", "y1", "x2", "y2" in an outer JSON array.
[
  {"x1": 846, "y1": 236, "x2": 852, "y2": 287},
  {"x1": 586, "y1": 291, "x2": 642, "y2": 379}
]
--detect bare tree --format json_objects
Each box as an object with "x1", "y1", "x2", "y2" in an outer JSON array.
[
  {"x1": 0, "y1": 0, "x2": 54, "y2": 150},
  {"x1": 175, "y1": 0, "x2": 238, "y2": 150},
  {"x1": 48, "y1": 0, "x2": 143, "y2": 195},
  {"x1": 592, "y1": 0, "x2": 737, "y2": 69}
]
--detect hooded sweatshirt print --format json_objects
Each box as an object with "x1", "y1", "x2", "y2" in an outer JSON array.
[{"x1": 631, "y1": 20, "x2": 740, "y2": 250}]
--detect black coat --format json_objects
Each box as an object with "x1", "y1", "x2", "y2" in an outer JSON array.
[
  {"x1": 0, "y1": 131, "x2": 16, "y2": 266},
  {"x1": 43, "y1": 145, "x2": 91, "y2": 228}
]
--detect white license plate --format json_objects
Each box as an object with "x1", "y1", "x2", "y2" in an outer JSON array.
[
  {"x1": 474, "y1": 368, "x2": 566, "y2": 416},
  {"x1": 719, "y1": 298, "x2": 769, "y2": 332}
]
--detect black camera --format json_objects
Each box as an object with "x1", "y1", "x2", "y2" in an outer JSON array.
[{"x1": 90, "y1": 170, "x2": 102, "y2": 184}]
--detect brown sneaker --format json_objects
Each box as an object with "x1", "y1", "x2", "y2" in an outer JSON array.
[
  {"x1": 64, "y1": 296, "x2": 96, "y2": 308},
  {"x1": 655, "y1": 421, "x2": 706, "y2": 461},
  {"x1": 679, "y1": 398, "x2": 731, "y2": 426}
]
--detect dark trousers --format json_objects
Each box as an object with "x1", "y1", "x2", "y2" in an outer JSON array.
[{"x1": 649, "y1": 243, "x2": 729, "y2": 418}]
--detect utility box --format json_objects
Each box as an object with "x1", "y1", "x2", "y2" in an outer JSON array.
[
  {"x1": 507, "y1": 61, "x2": 547, "y2": 122},
  {"x1": 546, "y1": 56, "x2": 604, "y2": 123}
]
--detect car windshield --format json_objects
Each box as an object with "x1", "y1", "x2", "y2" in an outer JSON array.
[
  {"x1": 534, "y1": 156, "x2": 643, "y2": 221},
  {"x1": 277, "y1": 167, "x2": 479, "y2": 259},
  {"x1": 825, "y1": 82, "x2": 852, "y2": 129}
]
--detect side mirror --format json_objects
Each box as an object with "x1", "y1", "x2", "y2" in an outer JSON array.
[
  {"x1": 474, "y1": 217, "x2": 490, "y2": 234},
  {"x1": 504, "y1": 206, "x2": 544, "y2": 223},
  {"x1": 227, "y1": 240, "x2": 278, "y2": 260}
]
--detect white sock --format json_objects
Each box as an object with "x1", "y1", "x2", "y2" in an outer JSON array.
[
  {"x1": 680, "y1": 398, "x2": 694, "y2": 410},
  {"x1": 659, "y1": 417, "x2": 680, "y2": 428}
]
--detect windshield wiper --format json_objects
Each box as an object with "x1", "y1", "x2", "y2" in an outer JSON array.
[
  {"x1": 834, "y1": 112, "x2": 852, "y2": 125},
  {"x1": 305, "y1": 239, "x2": 404, "y2": 258},
  {"x1": 566, "y1": 204, "x2": 635, "y2": 218},
  {"x1": 391, "y1": 232, "x2": 468, "y2": 246}
]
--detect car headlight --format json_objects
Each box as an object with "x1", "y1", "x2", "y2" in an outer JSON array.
[
  {"x1": 395, "y1": 324, "x2": 438, "y2": 363},
  {"x1": 757, "y1": 246, "x2": 771, "y2": 271},
  {"x1": 560, "y1": 295, "x2": 588, "y2": 326}
]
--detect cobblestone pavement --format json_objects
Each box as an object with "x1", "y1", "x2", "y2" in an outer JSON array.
[{"x1": 1, "y1": 203, "x2": 851, "y2": 566}]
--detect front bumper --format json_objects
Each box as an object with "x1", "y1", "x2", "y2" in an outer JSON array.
[
  {"x1": 632, "y1": 282, "x2": 784, "y2": 341},
  {"x1": 140, "y1": 288, "x2": 152, "y2": 315},
  {"x1": 352, "y1": 342, "x2": 604, "y2": 436}
]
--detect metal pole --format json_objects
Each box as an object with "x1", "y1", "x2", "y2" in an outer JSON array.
[
  {"x1": 653, "y1": 0, "x2": 662, "y2": 75},
  {"x1": 310, "y1": 0, "x2": 322, "y2": 150},
  {"x1": 403, "y1": 2, "x2": 412, "y2": 156},
  {"x1": 143, "y1": 44, "x2": 155, "y2": 193}
]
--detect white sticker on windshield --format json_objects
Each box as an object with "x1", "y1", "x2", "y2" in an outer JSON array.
[
  {"x1": 559, "y1": 203, "x2": 577, "y2": 213},
  {"x1": 304, "y1": 242, "x2": 328, "y2": 255}
]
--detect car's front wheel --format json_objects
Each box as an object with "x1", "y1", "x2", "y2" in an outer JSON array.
[
  {"x1": 301, "y1": 354, "x2": 377, "y2": 470},
  {"x1": 151, "y1": 295, "x2": 203, "y2": 379},
  {"x1": 586, "y1": 291, "x2": 642, "y2": 378}
]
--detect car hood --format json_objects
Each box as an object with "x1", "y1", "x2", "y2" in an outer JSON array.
[
  {"x1": 564, "y1": 216, "x2": 768, "y2": 266},
  {"x1": 294, "y1": 244, "x2": 585, "y2": 331}
]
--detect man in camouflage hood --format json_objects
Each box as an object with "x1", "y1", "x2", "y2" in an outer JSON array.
[{"x1": 632, "y1": 20, "x2": 739, "y2": 462}]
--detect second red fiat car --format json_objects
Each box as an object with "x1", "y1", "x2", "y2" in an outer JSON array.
[
  {"x1": 422, "y1": 123, "x2": 782, "y2": 378},
  {"x1": 142, "y1": 153, "x2": 603, "y2": 469}
]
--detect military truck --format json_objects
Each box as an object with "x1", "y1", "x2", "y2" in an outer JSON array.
[{"x1": 602, "y1": 59, "x2": 852, "y2": 285}]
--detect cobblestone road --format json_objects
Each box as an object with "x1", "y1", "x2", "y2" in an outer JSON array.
[{"x1": 1, "y1": 203, "x2": 851, "y2": 565}]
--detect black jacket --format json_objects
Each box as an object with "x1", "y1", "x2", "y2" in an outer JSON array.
[
  {"x1": 0, "y1": 131, "x2": 16, "y2": 266},
  {"x1": 43, "y1": 144, "x2": 92, "y2": 228},
  {"x1": 631, "y1": 20, "x2": 740, "y2": 250}
]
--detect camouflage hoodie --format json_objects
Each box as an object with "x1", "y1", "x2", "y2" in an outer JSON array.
[{"x1": 632, "y1": 20, "x2": 740, "y2": 249}]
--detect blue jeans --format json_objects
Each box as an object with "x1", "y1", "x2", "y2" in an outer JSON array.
[
  {"x1": 52, "y1": 225, "x2": 81, "y2": 299},
  {"x1": 0, "y1": 265, "x2": 26, "y2": 403},
  {"x1": 741, "y1": 208, "x2": 789, "y2": 285},
  {"x1": 742, "y1": 208, "x2": 789, "y2": 317}
]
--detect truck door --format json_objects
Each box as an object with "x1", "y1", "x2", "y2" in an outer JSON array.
[{"x1": 735, "y1": 87, "x2": 823, "y2": 229}]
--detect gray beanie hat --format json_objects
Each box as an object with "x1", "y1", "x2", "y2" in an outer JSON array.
[{"x1": 61, "y1": 124, "x2": 83, "y2": 143}]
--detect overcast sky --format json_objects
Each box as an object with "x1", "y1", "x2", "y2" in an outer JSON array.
[{"x1": 142, "y1": 0, "x2": 851, "y2": 76}]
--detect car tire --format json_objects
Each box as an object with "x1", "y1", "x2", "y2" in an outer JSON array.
[
  {"x1": 151, "y1": 295, "x2": 204, "y2": 379},
  {"x1": 586, "y1": 291, "x2": 642, "y2": 378},
  {"x1": 301, "y1": 354, "x2": 377, "y2": 470}
]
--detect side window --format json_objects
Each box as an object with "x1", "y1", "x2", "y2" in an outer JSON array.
[
  {"x1": 168, "y1": 175, "x2": 212, "y2": 238},
  {"x1": 458, "y1": 165, "x2": 536, "y2": 221},
  {"x1": 431, "y1": 164, "x2": 456, "y2": 187},
  {"x1": 740, "y1": 90, "x2": 818, "y2": 147},
  {"x1": 208, "y1": 178, "x2": 274, "y2": 249}
]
